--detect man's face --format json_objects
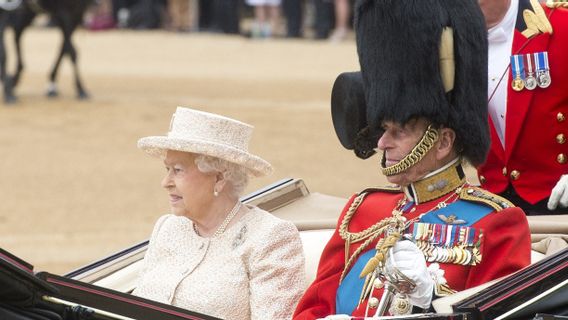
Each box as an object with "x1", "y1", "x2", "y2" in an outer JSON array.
[
  {"x1": 478, "y1": 0, "x2": 512, "y2": 28},
  {"x1": 377, "y1": 118, "x2": 439, "y2": 186}
]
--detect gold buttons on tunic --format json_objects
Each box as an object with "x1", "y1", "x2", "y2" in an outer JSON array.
[
  {"x1": 502, "y1": 167, "x2": 508, "y2": 176},
  {"x1": 479, "y1": 175, "x2": 486, "y2": 184},
  {"x1": 368, "y1": 297, "x2": 379, "y2": 309},
  {"x1": 373, "y1": 278, "x2": 384, "y2": 289},
  {"x1": 510, "y1": 170, "x2": 520, "y2": 180},
  {"x1": 558, "y1": 154, "x2": 567, "y2": 164},
  {"x1": 557, "y1": 134, "x2": 566, "y2": 144},
  {"x1": 558, "y1": 112, "x2": 566, "y2": 122}
]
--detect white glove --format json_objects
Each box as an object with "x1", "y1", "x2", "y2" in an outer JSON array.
[
  {"x1": 547, "y1": 175, "x2": 568, "y2": 210},
  {"x1": 385, "y1": 240, "x2": 434, "y2": 309},
  {"x1": 317, "y1": 315, "x2": 351, "y2": 320}
]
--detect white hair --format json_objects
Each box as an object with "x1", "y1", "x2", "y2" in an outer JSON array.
[{"x1": 194, "y1": 155, "x2": 249, "y2": 196}]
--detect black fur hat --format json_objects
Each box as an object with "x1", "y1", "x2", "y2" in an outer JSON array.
[{"x1": 333, "y1": 0, "x2": 489, "y2": 166}]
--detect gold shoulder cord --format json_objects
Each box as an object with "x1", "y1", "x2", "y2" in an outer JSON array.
[
  {"x1": 546, "y1": 0, "x2": 568, "y2": 8},
  {"x1": 338, "y1": 192, "x2": 405, "y2": 283}
]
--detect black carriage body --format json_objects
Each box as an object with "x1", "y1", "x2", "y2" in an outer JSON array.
[
  {"x1": 453, "y1": 248, "x2": 568, "y2": 319},
  {"x1": 0, "y1": 248, "x2": 219, "y2": 320}
]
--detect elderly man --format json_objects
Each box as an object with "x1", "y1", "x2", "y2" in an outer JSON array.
[
  {"x1": 293, "y1": 0, "x2": 531, "y2": 318},
  {"x1": 477, "y1": 0, "x2": 568, "y2": 215}
]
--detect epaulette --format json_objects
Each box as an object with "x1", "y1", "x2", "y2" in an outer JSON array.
[
  {"x1": 358, "y1": 185, "x2": 402, "y2": 195},
  {"x1": 459, "y1": 186, "x2": 514, "y2": 212},
  {"x1": 522, "y1": 0, "x2": 553, "y2": 38}
]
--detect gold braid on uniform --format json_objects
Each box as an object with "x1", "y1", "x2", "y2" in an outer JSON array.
[
  {"x1": 382, "y1": 125, "x2": 439, "y2": 176},
  {"x1": 338, "y1": 192, "x2": 407, "y2": 283},
  {"x1": 546, "y1": 0, "x2": 568, "y2": 8},
  {"x1": 523, "y1": 0, "x2": 554, "y2": 37}
]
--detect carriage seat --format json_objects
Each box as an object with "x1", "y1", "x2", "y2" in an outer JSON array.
[{"x1": 86, "y1": 179, "x2": 568, "y2": 294}]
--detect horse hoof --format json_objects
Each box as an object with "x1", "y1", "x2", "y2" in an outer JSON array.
[
  {"x1": 4, "y1": 95, "x2": 17, "y2": 105},
  {"x1": 77, "y1": 91, "x2": 90, "y2": 100},
  {"x1": 46, "y1": 90, "x2": 59, "y2": 98}
]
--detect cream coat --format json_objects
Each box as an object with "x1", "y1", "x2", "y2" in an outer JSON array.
[{"x1": 133, "y1": 206, "x2": 306, "y2": 320}]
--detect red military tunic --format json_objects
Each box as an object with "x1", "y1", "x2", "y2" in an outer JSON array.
[
  {"x1": 478, "y1": 2, "x2": 568, "y2": 204},
  {"x1": 293, "y1": 181, "x2": 531, "y2": 319}
]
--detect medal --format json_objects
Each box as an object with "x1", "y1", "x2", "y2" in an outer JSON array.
[
  {"x1": 433, "y1": 247, "x2": 441, "y2": 262},
  {"x1": 462, "y1": 247, "x2": 470, "y2": 265},
  {"x1": 453, "y1": 246, "x2": 464, "y2": 264},
  {"x1": 447, "y1": 247, "x2": 455, "y2": 263},
  {"x1": 524, "y1": 53, "x2": 537, "y2": 90},
  {"x1": 535, "y1": 51, "x2": 552, "y2": 88},
  {"x1": 512, "y1": 77, "x2": 525, "y2": 91},
  {"x1": 510, "y1": 54, "x2": 525, "y2": 91}
]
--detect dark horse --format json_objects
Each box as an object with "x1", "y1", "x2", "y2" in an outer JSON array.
[{"x1": 0, "y1": 0, "x2": 92, "y2": 103}]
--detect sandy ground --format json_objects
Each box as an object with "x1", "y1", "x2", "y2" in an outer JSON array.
[
  {"x1": 0, "y1": 27, "x2": 478, "y2": 275},
  {"x1": 0, "y1": 27, "x2": 372, "y2": 274}
]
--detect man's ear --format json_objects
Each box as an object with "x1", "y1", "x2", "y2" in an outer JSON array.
[{"x1": 436, "y1": 127, "x2": 456, "y2": 160}]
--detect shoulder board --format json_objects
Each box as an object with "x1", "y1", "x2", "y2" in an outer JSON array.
[
  {"x1": 459, "y1": 187, "x2": 514, "y2": 212},
  {"x1": 358, "y1": 185, "x2": 402, "y2": 195}
]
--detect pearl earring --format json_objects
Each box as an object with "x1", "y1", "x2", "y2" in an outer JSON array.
[{"x1": 214, "y1": 190, "x2": 219, "y2": 197}]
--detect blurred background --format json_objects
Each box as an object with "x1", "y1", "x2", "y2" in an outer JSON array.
[
  {"x1": 0, "y1": 0, "x2": 483, "y2": 275},
  {"x1": 0, "y1": 0, "x2": 391, "y2": 275}
]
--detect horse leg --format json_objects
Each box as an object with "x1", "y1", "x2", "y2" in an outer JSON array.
[
  {"x1": 50, "y1": 18, "x2": 89, "y2": 99},
  {"x1": 46, "y1": 38, "x2": 65, "y2": 97},
  {"x1": 10, "y1": 7, "x2": 36, "y2": 91},
  {"x1": 66, "y1": 25, "x2": 89, "y2": 100},
  {"x1": 0, "y1": 11, "x2": 16, "y2": 104}
]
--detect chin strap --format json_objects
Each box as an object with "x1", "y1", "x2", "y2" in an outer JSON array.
[{"x1": 381, "y1": 125, "x2": 439, "y2": 177}]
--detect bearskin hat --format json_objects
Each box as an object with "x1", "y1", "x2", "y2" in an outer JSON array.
[{"x1": 332, "y1": 0, "x2": 489, "y2": 166}]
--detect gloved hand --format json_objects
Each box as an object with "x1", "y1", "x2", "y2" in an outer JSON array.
[
  {"x1": 547, "y1": 175, "x2": 568, "y2": 210},
  {"x1": 317, "y1": 315, "x2": 351, "y2": 320},
  {"x1": 385, "y1": 240, "x2": 434, "y2": 309}
]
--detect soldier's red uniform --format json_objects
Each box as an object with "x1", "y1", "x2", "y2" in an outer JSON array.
[{"x1": 294, "y1": 164, "x2": 531, "y2": 319}]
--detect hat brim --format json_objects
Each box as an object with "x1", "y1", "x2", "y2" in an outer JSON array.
[
  {"x1": 138, "y1": 136, "x2": 273, "y2": 177},
  {"x1": 331, "y1": 72, "x2": 367, "y2": 149},
  {"x1": 331, "y1": 72, "x2": 378, "y2": 159}
]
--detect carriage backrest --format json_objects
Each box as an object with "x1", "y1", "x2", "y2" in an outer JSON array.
[{"x1": 70, "y1": 179, "x2": 568, "y2": 293}]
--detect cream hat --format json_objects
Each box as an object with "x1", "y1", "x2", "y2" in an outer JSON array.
[{"x1": 138, "y1": 107, "x2": 272, "y2": 177}]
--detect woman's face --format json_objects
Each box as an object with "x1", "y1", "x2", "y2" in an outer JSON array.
[
  {"x1": 377, "y1": 119, "x2": 438, "y2": 186},
  {"x1": 161, "y1": 150, "x2": 216, "y2": 219}
]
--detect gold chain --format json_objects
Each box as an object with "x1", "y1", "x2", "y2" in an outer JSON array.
[
  {"x1": 338, "y1": 193, "x2": 407, "y2": 283},
  {"x1": 338, "y1": 183, "x2": 466, "y2": 284},
  {"x1": 339, "y1": 194, "x2": 407, "y2": 242}
]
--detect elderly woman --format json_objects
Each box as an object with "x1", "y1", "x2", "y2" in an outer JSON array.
[{"x1": 132, "y1": 107, "x2": 306, "y2": 320}]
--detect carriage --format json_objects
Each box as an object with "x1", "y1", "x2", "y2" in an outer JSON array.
[{"x1": 1, "y1": 178, "x2": 567, "y2": 319}]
